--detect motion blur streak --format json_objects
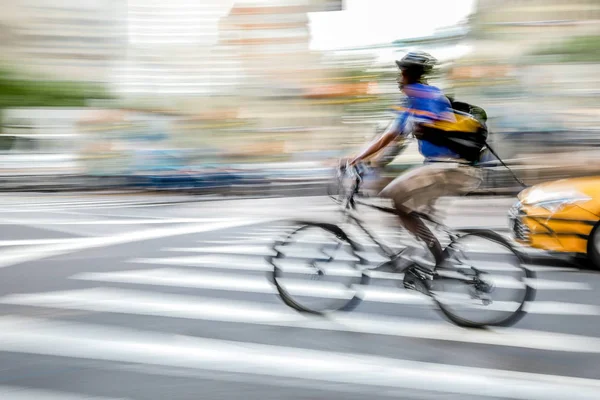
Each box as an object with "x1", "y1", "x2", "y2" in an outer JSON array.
[{"x1": 0, "y1": 1, "x2": 599, "y2": 400}]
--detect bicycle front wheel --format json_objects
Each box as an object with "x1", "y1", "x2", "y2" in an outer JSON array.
[
  {"x1": 430, "y1": 230, "x2": 536, "y2": 328},
  {"x1": 267, "y1": 222, "x2": 370, "y2": 314}
]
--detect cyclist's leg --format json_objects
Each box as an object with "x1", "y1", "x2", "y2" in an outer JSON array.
[
  {"x1": 379, "y1": 165, "x2": 445, "y2": 265},
  {"x1": 380, "y1": 163, "x2": 482, "y2": 266}
]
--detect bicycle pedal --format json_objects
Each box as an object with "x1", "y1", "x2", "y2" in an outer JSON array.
[{"x1": 402, "y1": 268, "x2": 430, "y2": 295}]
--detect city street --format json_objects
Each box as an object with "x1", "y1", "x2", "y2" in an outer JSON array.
[{"x1": 0, "y1": 193, "x2": 598, "y2": 399}]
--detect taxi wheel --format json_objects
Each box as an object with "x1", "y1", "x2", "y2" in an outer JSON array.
[{"x1": 587, "y1": 222, "x2": 600, "y2": 270}]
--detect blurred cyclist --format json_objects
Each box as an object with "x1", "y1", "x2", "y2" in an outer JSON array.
[{"x1": 347, "y1": 51, "x2": 482, "y2": 270}]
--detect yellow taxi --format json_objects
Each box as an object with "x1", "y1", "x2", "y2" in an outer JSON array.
[{"x1": 509, "y1": 177, "x2": 600, "y2": 267}]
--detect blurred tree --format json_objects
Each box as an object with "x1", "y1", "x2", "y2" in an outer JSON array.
[
  {"x1": 0, "y1": 67, "x2": 113, "y2": 133},
  {"x1": 531, "y1": 35, "x2": 600, "y2": 63},
  {"x1": 0, "y1": 67, "x2": 113, "y2": 150}
]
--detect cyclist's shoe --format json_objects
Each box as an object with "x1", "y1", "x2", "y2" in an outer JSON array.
[
  {"x1": 392, "y1": 245, "x2": 437, "y2": 271},
  {"x1": 403, "y1": 267, "x2": 430, "y2": 295}
]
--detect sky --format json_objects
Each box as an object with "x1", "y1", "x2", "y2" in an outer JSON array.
[
  {"x1": 126, "y1": 0, "x2": 476, "y2": 50},
  {"x1": 308, "y1": 0, "x2": 476, "y2": 50}
]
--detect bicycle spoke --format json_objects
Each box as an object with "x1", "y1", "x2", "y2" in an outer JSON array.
[
  {"x1": 270, "y1": 223, "x2": 368, "y2": 313},
  {"x1": 432, "y1": 232, "x2": 534, "y2": 327}
]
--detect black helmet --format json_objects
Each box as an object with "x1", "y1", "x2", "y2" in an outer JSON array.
[{"x1": 395, "y1": 51, "x2": 437, "y2": 77}]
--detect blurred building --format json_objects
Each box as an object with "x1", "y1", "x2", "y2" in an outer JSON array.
[
  {"x1": 219, "y1": 2, "x2": 324, "y2": 97},
  {"x1": 116, "y1": 0, "x2": 342, "y2": 99},
  {"x1": 450, "y1": 0, "x2": 600, "y2": 158},
  {"x1": 114, "y1": 0, "x2": 241, "y2": 98},
  {"x1": 472, "y1": 0, "x2": 600, "y2": 55},
  {"x1": 0, "y1": 0, "x2": 126, "y2": 83},
  {"x1": 214, "y1": 0, "x2": 361, "y2": 159}
]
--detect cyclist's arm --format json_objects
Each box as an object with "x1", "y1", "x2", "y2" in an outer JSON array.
[{"x1": 351, "y1": 116, "x2": 405, "y2": 165}]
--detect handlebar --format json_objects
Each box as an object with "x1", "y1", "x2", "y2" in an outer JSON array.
[{"x1": 335, "y1": 160, "x2": 369, "y2": 208}]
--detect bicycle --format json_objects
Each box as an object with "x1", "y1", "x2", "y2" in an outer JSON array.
[{"x1": 265, "y1": 162, "x2": 536, "y2": 328}]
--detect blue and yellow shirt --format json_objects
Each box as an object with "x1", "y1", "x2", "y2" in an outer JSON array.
[{"x1": 392, "y1": 83, "x2": 460, "y2": 160}]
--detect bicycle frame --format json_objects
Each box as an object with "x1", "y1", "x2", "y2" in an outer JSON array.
[
  {"x1": 333, "y1": 163, "x2": 465, "y2": 270},
  {"x1": 272, "y1": 164, "x2": 535, "y2": 326}
]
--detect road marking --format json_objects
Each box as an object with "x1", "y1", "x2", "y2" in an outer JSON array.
[
  {"x1": 524, "y1": 279, "x2": 590, "y2": 290},
  {"x1": 168, "y1": 245, "x2": 281, "y2": 256},
  {"x1": 129, "y1": 255, "x2": 585, "y2": 287},
  {"x1": 0, "y1": 218, "x2": 272, "y2": 269},
  {"x1": 217, "y1": 236, "x2": 386, "y2": 249},
  {"x1": 199, "y1": 239, "x2": 273, "y2": 244},
  {"x1": 0, "y1": 385, "x2": 128, "y2": 400},
  {"x1": 523, "y1": 302, "x2": 600, "y2": 316},
  {"x1": 131, "y1": 255, "x2": 274, "y2": 270},
  {"x1": 0, "y1": 201, "x2": 202, "y2": 212},
  {"x1": 222, "y1": 236, "x2": 280, "y2": 242},
  {"x1": 192, "y1": 238, "x2": 580, "y2": 274},
  {"x1": 0, "y1": 316, "x2": 598, "y2": 399},
  {"x1": 0, "y1": 239, "x2": 83, "y2": 247},
  {"x1": 72, "y1": 268, "x2": 590, "y2": 307},
  {"x1": 130, "y1": 255, "x2": 402, "y2": 280},
  {"x1": 166, "y1": 245, "x2": 390, "y2": 263},
  {"x1": 3, "y1": 288, "x2": 600, "y2": 350},
  {"x1": 0, "y1": 218, "x2": 225, "y2": 226},
  {"x1": 71, "y1": 268, "x2": 419, "y2": 302}
]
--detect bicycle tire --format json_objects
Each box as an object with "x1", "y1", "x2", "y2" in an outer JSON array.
[
  {"x1": 267, "y1": 221, "x2": 370, "y2": 314},
  {"x1": 431, "y1": 229, "x2": 536, "y2": 328}
]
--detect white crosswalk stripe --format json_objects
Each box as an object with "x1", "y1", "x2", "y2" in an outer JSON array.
[
  {"x1": 70, "y1": 267, "x2": 593, "y2": 302},
  {"x1": 4, "y1": 287, "x2": 600, "y2": 342},
  {"x1": 0, "y1": 316, "x2": 599, "y2": 400},
  {"x1": 0, "y1": 194, "x2": 201, "y2": 209},
  {"x1": 0, "y1": 217, "x2": 598, "y2": 399},
  {"x1": 128, "y1": 254, "x2": 582, "y2": 274},
  {"x1": 0, "y1": 385, "x2": 127, "y2": 400}
]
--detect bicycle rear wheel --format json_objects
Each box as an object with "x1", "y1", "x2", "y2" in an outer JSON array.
[
  {"x1": 267, "y1": 222, "x2": 370, "y2": 314},
  {"x1": 430, "y1": 230, "x2": 536, "y2": 328}
]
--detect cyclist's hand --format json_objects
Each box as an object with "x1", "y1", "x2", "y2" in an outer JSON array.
[
  {"x1": 347, "y1": 158, "x2": 360, "y2": 167},
  {"x1": 336, "y1": 157, "x2": 354, "y2": 168}
]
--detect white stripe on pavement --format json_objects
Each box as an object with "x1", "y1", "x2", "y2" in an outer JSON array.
[
  {"x1": 165, "y1": 244, "x2": 580, "y2": 273},
  {"x1": 71, "y1": 269, "x2": 421, "y2": 302},
  {"x1": 0, "y1": 239, "x2": 83, "y2": 247},
  {"x1": 0, "y1": 218, "x2": 272, "y2": 269},
  {"x1": 0, "y1": 387, "x2": 127, "y2": 400},
  {"x1": 167, "y1": 245, "x2": 280, "y2": 256},
  {"x1": 166, "y1": 245, "x2": 390, "y2": 263},
  {"x1": 2, "y1": 288, "x2": 600, "y2": 351},
  {"x1": 0, "y1": 201, "x2": 203, "y2": 212},
  {"x1": 128, "y1": 255, "x2": 586, "y2": 287},
  {"x1": 131, "y1": 255, "x2": 275, "y2": 270},
  {"x1": 0, "y1": 218, "x2": 227, "y2": 226},
  {"x1": 0, "y1": 386, "x2": 128, "y2": 400},
  {"x1": 525, "y1": 279, "x2": 590, "y2": 290},
  {"x1": 199, "y1": 239, "x2": 273, "y2": 245},
  {"x1": 218, "y1": 236, "x2": 388, "y2": 249},
  {"x1": 523, "y1": 302, "x2": 600, "y2": 316},
  {"x1": 218, "y1": 236, "x2": 278, "y2": 242},
  {"x1": 71, "y1": 268, "x2": 590, "y2": 308},
  {"x1": 0, "y1": 316, "x2": 598, "y2": 400},
  {"x1": 128, "y1": 255, "x2": 407, "y2": 280}
]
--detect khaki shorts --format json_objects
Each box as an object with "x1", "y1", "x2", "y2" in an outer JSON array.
[{"x1": 378, "y1": 162, "x2": 482, "y2": 212}]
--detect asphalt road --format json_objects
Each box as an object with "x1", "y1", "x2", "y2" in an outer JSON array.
[{"x1": 0, "y1": 193, "x2": 598, "y2": 400}]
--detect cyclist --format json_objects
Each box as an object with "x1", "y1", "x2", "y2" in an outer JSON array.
[{"x1": 347, "y1": 51, "x2": 482, "y2": 270}]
